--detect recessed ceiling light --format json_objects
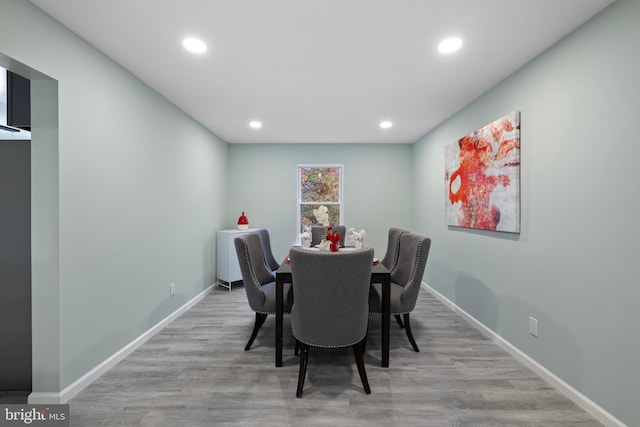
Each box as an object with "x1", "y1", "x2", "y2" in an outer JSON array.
[
  {"x1": 249, "y1": 121, "x2": 263, "y2": 129},
  {"x1": 182, "y1": 38, "x2": 207, "y2": 54},
  {"x1": 438, "y1": 37, "x2": 462, "y2": 54},
  {"x1": 380, "y1": 121, "x2": 393, "y2": 129}
]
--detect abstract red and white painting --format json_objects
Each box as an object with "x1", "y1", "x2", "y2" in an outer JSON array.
[{"x1": 445, "y1": 111, "x2": 520, "y2": 233}]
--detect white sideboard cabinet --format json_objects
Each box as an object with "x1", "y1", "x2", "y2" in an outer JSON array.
[{"x1": 216, "y1": 228, "x2": 258, "y2": 291}]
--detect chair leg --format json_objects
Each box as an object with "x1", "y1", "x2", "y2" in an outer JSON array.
[
  {"x1": 394, "y1": 314, "x2": 405, "y2": 328},
  {"x1": 296, "y1": 343, "x2": 309, "y2": 398},
  {"x1": 244, "y1": 313, "x2": 268, "y2": 351},
  {"x1": 403, "y1": 313, "x2": 419, "y2": 352},
  {"x1": 294, "y1": 339, "x2": 300, "y2": 355},
  {"x1": 353, "y1": 340, "x2": 371, "y2": 394}
]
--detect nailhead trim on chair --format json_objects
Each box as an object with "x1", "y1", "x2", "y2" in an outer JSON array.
[
  {"x1": 399, "y1": 239, "x2": 424, "y2": 305},
  {"x1": 369, "y1": 238, "x2": 426, "y2": 315},
  {"x1": 238, "y1": 238, "x2": 267, "y2": 305},
  {"x1": 240, "y1": 237, "x2": 293, "y2": 315},
  {"x1": 296, "y1": 335, "x2": 367, "y2": 349},
  {"x1": 389, "y1": 232, "x2": 403, "y2": 271}
]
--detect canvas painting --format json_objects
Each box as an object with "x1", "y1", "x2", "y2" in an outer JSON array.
[{"x1": 445, "y1": 111, "x2": 520, "y2": 233}]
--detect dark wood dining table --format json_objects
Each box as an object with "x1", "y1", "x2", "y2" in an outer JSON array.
[{"x1": 275, "y1": 257, "x2": 391, "y2": 368}]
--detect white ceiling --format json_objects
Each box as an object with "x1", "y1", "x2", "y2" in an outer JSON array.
[{"x1": 27, "y1": 0, "x2": 615, "y2": 144}]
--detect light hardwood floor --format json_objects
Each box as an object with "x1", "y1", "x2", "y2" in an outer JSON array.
[{"x1": 60, "y1": 285, "x2": 602, "y2": 426}]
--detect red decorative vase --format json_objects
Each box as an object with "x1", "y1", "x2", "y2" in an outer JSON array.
[
  {"x1": 330, "y1": 241, "x2": 339, "y2": 252},
  {"x1": 237, "y1": 211, "x2": 249, "y2": 230}
]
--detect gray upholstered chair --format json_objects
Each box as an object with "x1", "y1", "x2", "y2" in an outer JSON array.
[
  {"x1": 380, "y1": 227, "x2": 409, "y2": 271},
  {"x1": 289, "y1": 247, "x2": 374, "y2": 398},
  {"x1": 310, "y1": 226, "x2": 325, "y2": 246},
  {"x1": 234, "y1": 233, "x2": 293, "y2": 351},
  {"x1": 256, "y1": 228, "x2": 280, "y2": 275},
  {"x1": 369, "y1": 233, "x2": 431, "y2": 352},
  {"x1": 380, "y1": 227, "x2": 409, "y2": 328},
  {"x1": 310, "y1": 225, "x2": 346, "y2": 247}
]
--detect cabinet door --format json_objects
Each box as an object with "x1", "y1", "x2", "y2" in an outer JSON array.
[{"x1": 217, "y1": 229, "x2": 256, "y2": 282}]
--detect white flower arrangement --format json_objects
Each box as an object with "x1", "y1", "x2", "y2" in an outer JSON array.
[{"x1": 312, "y1": 205, "x2": 330, "y2": 226}]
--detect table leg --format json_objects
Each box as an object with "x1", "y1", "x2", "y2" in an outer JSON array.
[
  {"x1": 381, "y1": 274, "x2": 390, "y2": 367},
  {"x1": 275, "y1": 273, "x2": 283, "y2": 367}
]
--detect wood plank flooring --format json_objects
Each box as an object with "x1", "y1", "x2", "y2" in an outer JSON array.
[{"x1": 62, "y1": 285, "x2": 602, "y2": 426}]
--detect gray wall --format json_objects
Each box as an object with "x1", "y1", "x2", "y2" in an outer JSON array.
[
  {"x1": 412, "y1": 0, "x2": 638, "y2": 425},
  {"x1": 0, "y1": 140, "x2": 31, "y2": 390},
  {"x1": 1, "y1": 0, "x2": 229, "y2": 393},
  {"x1": 227, "y1": 143, "x2": 413, "y2": 260}
]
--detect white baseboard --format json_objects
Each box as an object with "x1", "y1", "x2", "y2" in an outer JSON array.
[
  {"x1": 27, "y1": 393, "x2": 63, "y2": 404},
  {"x1": 423, "y1": 283, "x2": 626, "y2": 427},
  {"x1": 29, "y1": 285, "x2": 214, "y2": 405}
]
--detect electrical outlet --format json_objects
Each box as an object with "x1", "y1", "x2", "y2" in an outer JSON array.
[
  {"x1": 169, "y1": 282, "x2": 176, "y2": 296},
  {"x1": 529, "y1": 316, "x2": 538, "y2": 337}
]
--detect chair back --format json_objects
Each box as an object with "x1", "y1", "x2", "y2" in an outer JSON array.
[
  {"x1": 256, "y1": 228, "x2": 280, "y2": 271},
  {"x1": 289, "y1": 247, "x2": 374, "y2": 348},
  {"x1": 234, "y1": 233, "x2": 276, "y2": 311},
  {"x1": 381, "y1": 227, "x2": 409, "y2": 270},
  {"x1": 310, "y1": 226, "x2": 324, "y2": 246},
  {"x1": 309, "y1": 226, "x2": 322, "y2": 246},
  {"x1": 390, "y1": 233, "x2": 431, "y2": 312}
]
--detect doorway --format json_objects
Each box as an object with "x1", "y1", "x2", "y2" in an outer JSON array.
[
  {"x1": 1, "y1": 52, "x2": 60, "y2": 404},
  {"x1": 0, "y1": 139, "x2": 31, "y2": 399}
]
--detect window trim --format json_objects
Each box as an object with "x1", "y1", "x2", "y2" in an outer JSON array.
[{"x1": 296, "y1": 163, "x2": 344, "y2": 240}]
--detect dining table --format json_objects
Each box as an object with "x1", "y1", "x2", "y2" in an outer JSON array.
[{"x1": 275, "y1": 251, "x2": 391, "y2": 368}]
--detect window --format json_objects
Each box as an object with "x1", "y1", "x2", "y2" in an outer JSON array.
[
  {"x1": 297, "y1": 164, "x2": 343, "y2": 233},
  {"x1": 0, "y1": 67, "x2": 31, "y2": 140},
  {"x1": 0, "y1": 67, "x2": 7, "y2": 126}
]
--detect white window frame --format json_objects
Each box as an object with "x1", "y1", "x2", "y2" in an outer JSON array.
[{"x1": 296, "y1": 163, "x2": 344, "y2": 241}]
